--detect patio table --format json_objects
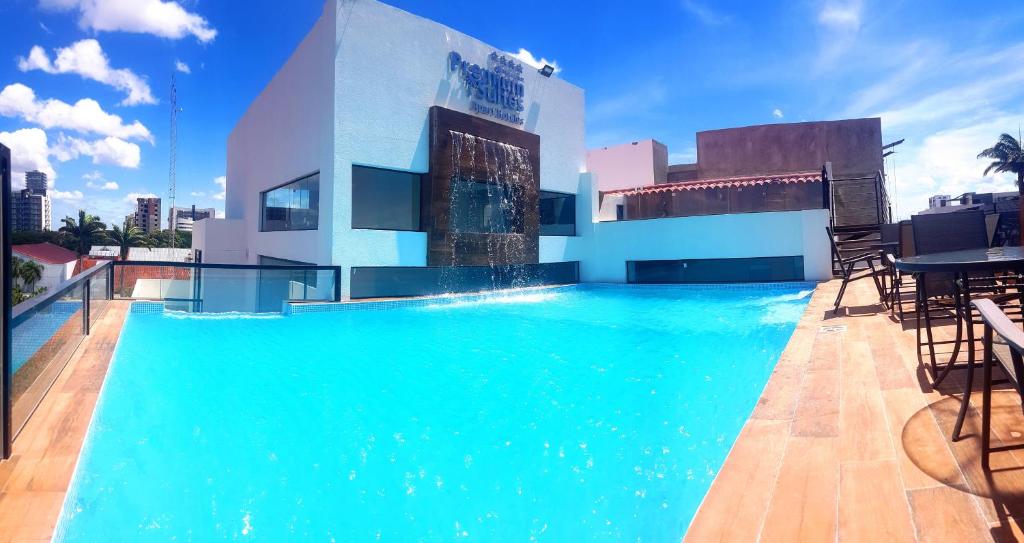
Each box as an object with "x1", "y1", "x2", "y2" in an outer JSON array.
[{"x1": 896, "y1": 246, "x2": 1024, "y2": 441}]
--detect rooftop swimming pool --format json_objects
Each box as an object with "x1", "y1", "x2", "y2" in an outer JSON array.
[{"x1": 55, "y1": 283, "x2": 813, "y2": 541}]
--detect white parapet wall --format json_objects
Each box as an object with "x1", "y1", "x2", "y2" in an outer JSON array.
[{"x1": 581, "y1": 208, "x2": 832, "y2": 283}]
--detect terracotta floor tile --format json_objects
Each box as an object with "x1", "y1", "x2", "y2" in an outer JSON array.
[
  {"x1": 684, "y1": 419, "x2": 790, "y2": 542},
  {"x1": 838, "y1": 459, "x2": 916, "y2": 542},
  {"x1": 792, "y1": 368, "x2": 840, "y2": 437},
  {"x1": 760, "y1": 436, "x2": 839, "y2": 542},
  {"x1": 882, "y1": 388, "x2": 965, "y2": 490},
  {"x1": 909, "y1": 486, "x2": 992, "y2": 543}
]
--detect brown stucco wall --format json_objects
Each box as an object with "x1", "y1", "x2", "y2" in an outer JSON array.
[{"x1": 694, "y1": 118, "x2": 883, "y2": 180}]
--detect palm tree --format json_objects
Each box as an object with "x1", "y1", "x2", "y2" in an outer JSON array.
[
  {"x1": 978, "y1": 133, "x2": 1024, "y2": 243},
  {"x1": 59, "y1": 210, "x2": 107, "y2": 258},
  {"x1": 106, "y1": 219, "x2": 151, "y2": 261},
  {"x1": 17, "y1": 258, "x2": 43, "y2": 289}
]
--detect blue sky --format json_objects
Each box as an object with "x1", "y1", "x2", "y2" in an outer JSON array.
[{"x1": 0, "y1": 0, "x2": 1022, "y2": 227}]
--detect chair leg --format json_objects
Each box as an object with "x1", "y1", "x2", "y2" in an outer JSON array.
[
  {"x1": 834, "y1": 265, "x2": 853, "y2": 311},
  {"x1": 981, "y1": 326, "x2": 993, "y2": 470},
  {"x1": 952, "y1": 353, "x2": 975, "y2": 442}
]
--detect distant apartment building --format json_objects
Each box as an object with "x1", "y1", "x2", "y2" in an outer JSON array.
[
  {"x1": 133, "y1": 197, "x2": 161, "y2": 234},
  {"x1": 11, "y1": 169, "x2": 51, "y2": 231},
  {"x1": 25, "y1": 170, "x2": 47, "y2": 193},
  {"x1": 168, "y1": 205, "x2": 215, "y2": 232},
  {"x1": 928, "y1": 195, "x2": 951, "y2": 209}
]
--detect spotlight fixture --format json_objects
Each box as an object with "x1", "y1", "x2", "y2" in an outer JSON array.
[{"x1": 539, "y1": 64, "x2": 555, "y2": 78}]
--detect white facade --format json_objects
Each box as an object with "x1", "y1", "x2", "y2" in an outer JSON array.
[
  {"x1": 168, "y1": 206, "x2": 216, "y2": 232},
  {"x1": 203, "y1": 0, "x2": 832, "y2": 298},
  {"x1": 213, "y1": 0, "x2": 585, "y2": 297}
]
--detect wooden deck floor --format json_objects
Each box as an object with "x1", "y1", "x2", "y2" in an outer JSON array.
[
  {"x1": 0, "y1": 301, "x2": 129, "y2": 543},
  {"x1": 686, "y1": 279, "x2": 1024, "y2": 542}
]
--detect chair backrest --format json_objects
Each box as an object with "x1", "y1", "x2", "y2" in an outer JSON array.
[
  {"x1": 911, "y1": 210, "x2": 988, "y2": 255},
  {"x1": 880, "y1": 223, "x2": 900, "y2": 244},
  {"x1": 899, "y1": 220, "x2": 916, "y2": 257},
  {"x1": 825, "y1": 226, "x2": 842, "y2": 265}
]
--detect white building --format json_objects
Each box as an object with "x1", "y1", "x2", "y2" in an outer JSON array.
[
  {"x1": 195, "y1": 0, "x2": 831, "y2": 300},
  {"x1": 168, "y1": 206, "x2": 216, "y2": 232},
  {"x1": 12, "y1": 243, "x2": 78, "y2": 293}
]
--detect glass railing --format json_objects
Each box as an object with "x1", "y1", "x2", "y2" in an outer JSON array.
[
  {"x1": 349, "y1": 261, "x2": 580, "y2": 299},
  {"x1": 9, "y1": 260, "x2": 112, "y2": 440},
  {"x1": 110, "y1": 261, "x2": 342, "y2": 313}
]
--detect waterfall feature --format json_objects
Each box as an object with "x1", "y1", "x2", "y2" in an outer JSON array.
[{"x1": 446, "y1": 130, "x2": 535, "y2": 292}]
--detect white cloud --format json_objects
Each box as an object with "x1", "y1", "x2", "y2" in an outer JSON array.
[
  {"x1": 18, "y1": 39, "x2": 155, "y2": 106},
  {"x1": 0, "y1": 128, "x2": 56, "y2": 187},
  {"x1": 887, "y1": 115, "x2": 1022, "y2": 218},
  {"x1": 681, "y1": 0, "x2": 730, "y2": 26},
  {"x1": 85, "y1": 174, "x2": 119, "y2": 190},
  {"x1": 82, "y1": 170, "x2": 103, "y2": 180},
  {"x1": 175, "y1": 59, "x2": 190, "y2": 74},
  {"x1": 52, "y1": 189, "x2": 84, "y2": 201},
  {"x1": 818, "y1": 0, "x2": 862, "y2": 30},
  {"x1": 772, "y1": 108, "x2": 784, "y2": 119},
  {"x1": 814, "y1": 0, "x2": 864, "y2": 70},
  {"x1": 0, "y1": 83, "x2": 153, "y2": 142},
  {"x1": 213, "y1": 175, "x2": 225, "y2": 200},
  {"x1": 189, "y1": 190, "x2": 205, "y2": 197},
  {"x1": 510, "y1": 48, "x2": 561, "y2": 74},
  {"x1": 125, "y1": 191, "x2": 158, "y2": 202},
  {"x1": 39, "y1": 0, "x2": 217, "y2": 43},
  {"x1": 51, "y1": 133, "x2": 141, "y2": 168}
]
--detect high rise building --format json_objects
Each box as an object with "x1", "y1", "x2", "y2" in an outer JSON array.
[
  {"x1": 25, "y1": 170, "x2": 47, "y2": 194},
  {"x1": 168, "y1": 205, "x2": 215, "y2": 232},
  {"x1": 11, "y1": 170, "x2": 51, "y2": 231},
  {"x1": 134, "y1": 197, "x2": 161, "y2": 234}
]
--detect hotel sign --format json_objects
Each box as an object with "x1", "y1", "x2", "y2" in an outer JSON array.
[{"x1": 448, "y1": 51, "x2": 525, "y2": 125}]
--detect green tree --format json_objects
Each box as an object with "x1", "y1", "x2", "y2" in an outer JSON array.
[
  {"x1": 17, "y1": 258, "x2": 43, "y2": 289},
  {"x1": 106, "y1": 220, "x2": 151, "y2": 260},
  {"x1": 10, "y1": 256, "x2": 46, "y2": 306},
  {"x1": 978, "y1": 133, "x2": 1024, "y2": 244},
  {"x1": 59, "y1": 210, "x2": 107, "y2": 258}
]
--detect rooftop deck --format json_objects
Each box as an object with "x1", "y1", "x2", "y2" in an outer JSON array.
[
  {"x1": 1, "y1": 282, "x2": 1022, "y2": 541},
  {"x1": 687, "y1": 279, "x2": 1024, "y2": 542}
]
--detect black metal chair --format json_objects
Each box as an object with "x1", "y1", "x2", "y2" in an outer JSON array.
[
  {"x1": 911, "y1": 211, "x2": 990, "y2": 382},
  {"x1": 826, "y1": 226, "x2": 883, "y2": 311},
  {"x1": 972, "y1": 298, "x2": 1024, "y2": 469}
]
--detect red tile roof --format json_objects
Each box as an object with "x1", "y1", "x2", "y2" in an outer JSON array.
[
  {"x1": 604, "y1": 171, "x2": 823, "y2": 196},
  {"x1": 13, "y1": 242, "x2": 79, "y2": 265}
]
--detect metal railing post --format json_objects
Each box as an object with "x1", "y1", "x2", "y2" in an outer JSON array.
[{"x1": 83, "y1": 278, "x2": 91, "y2": 336}]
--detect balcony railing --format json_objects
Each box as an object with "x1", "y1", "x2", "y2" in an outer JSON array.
[{"x1": 109, "y1": 261, "x2": 342, "y2": 313}]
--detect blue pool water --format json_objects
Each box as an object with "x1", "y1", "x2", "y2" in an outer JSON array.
[{"x1": 55, "y1": 284, "x2": 813, "y2": 542}]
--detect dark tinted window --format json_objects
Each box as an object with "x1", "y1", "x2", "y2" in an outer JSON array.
[
  {"x1": 539, "y1": 190, "x2": 575, "y2": 236},
  {"x1": 627, "y1": 256, "x2": 804, "y2": 283},
  {"x1": 260, "y1": 172, "x2": 319, "y2": 231},
  {"x1": 352, "y1": 166, "x2": 422, "y2": 231},
  {"x1": 350, "y1": 262, "x2": 579, "y2": 299},
  {"x1": 450, "y1": 178, "x2": 524, "y2": 234}
]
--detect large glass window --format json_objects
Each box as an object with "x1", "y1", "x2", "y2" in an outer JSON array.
[
  {"x1": 260, "y1": 172, "x2": 319, "y2": 232},
  {"x1": 539, "y1": 190, "x2": 576, "y2": 236},
  {"x1": 351, "y1": 166, "x2": 422, "y2": 231},
  {"x1": 449, "y1": 178, "x2": 524, "y2": 234},
  {"x1": 257, "y1": 255, "x2": 319, "y2": 313}
]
